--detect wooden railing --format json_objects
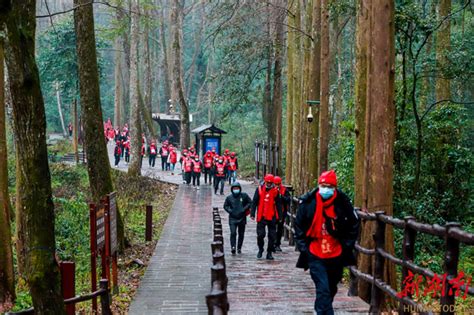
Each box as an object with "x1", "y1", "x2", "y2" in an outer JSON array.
[
  {"x1": 254, "y1": 140, "x2": 280, "y2": 181},
  {"x1": 282, "y1": 194, "x2": 474, "y2": 315},
  {"x1": 7, "y1": 279, "x2": 112, "y2": 315},
  {"x1": 206, "y1": 207, "x2": 229, "y2": 315}
]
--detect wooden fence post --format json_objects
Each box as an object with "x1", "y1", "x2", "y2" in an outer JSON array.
[
  {"x1": 145, "y1": 205, "x2": 153, "y2": 242},
  {"x1": 399, "y1": 216, "x2": 416, "y2": 315},
  {"x1": 370, "y1": 211, "x2": 386, "y2": 314},
  {"x1": 60, "y1": 261, "x2": 76, "y2": 315},
  {"x1": 441, "y1": 222, "x2": 461, "y2": 315},
  {"x1": 99, "y1": 279, "x2": 112, "y2": 315}
]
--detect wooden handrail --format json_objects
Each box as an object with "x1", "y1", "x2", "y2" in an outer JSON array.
[
  {"x1": 281, "y1": 191, "x2": 473, "y2": 314},
  {"x1": 7, "y1": 279, "x2": 111, "y2": 315}
]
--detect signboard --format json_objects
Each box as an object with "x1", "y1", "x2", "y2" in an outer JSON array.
[
  {"x1": 96, "y1": 205, "x2": 106, "y2": 251},
  {"x1": 204, "y1": 137, "x2": 220, "y2": 154},
  {"x1": 108, "y1": 192, "x2": 118, "y2": 255}
]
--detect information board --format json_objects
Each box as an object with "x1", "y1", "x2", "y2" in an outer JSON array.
[
  {"x1": 96, "y1": 205, "x2": 105, "y2": 251},
  {"x1": 204, "y1": 137, "x2": 220, "y2": 154}
]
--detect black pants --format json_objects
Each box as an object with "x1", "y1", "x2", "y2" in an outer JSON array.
[
  {"x1": 114, "y1": 155, "x2": 120, "y2": 166},
  {"x1": 214, "y1": 176, "x2": 225, "y2": 194},
  {"x1": 257, "y1": 219, "x2": 276, "y2": 252},
  {"x1": 229, "y1": 221, "x2": 246, "y2": 249},
  {"x1": 125, "y1": 152, "x2": 130, "y2": 163},
  {"x1": 203, "y1": 168, "x2": 211, "y2": 184},
  {"x1": 149, "y1": 154, "x2": 156, "y2": 167},
  {"x1": 275, "y1": 212, "x2": 287, "y2": 247},
  {"x1": 185, "y1": 172, "x2": 192, "y2": 184},
  {"x1": 121, "y1": 145, "x2": 125, "y2": 157},
  {"x1": 308, "y1": 254, "x2": 343, "y2": 314},
  {"x1": 161, "y1": 156, "x2": 167, "y2": 170},
  {"x1": 192, "y1": 172, "x2": 201, "y2": 186}
]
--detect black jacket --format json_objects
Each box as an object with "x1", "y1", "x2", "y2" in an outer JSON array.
[
  {"x1": 294, "y1": 188, "x2": 360, "y2": 270},
  {"x1": 223, "y1": 183, "x2": 252, "y2": 225}
]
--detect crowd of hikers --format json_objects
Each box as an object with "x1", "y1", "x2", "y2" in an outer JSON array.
[
  {"x1": 103, "y1": 118, "x2": 240, "y2": 189},
  {"x1": 104, "y1": 117, "x2": 360, "y2": 314}
]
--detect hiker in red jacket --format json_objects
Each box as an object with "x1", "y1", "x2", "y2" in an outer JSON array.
[
  {"x1": 124, "y1": 137, "x2": 131, "y2": 163},
  {"x1": 203, "y1": 150, "x2": 213, "y2": 184},
  {"x1": 192, "y1": 156, "x2": 202, "y2": 189},
  {"x1": 227, "y1": 152, "x2": 238, "y2": 184},
  {"x1": 159, "y1": 142, "x2": 169, "y2": 171},
  {"x1": 113, "y1": 141, "x2": 122, "y2": 167},
  {"x1": 148, "y1": 141, "x2": 157, "y2": 167},
  {"x1": 168, "y1": 146, "x2": 177, "y2": 175},
  {"x1": 183, "y1": 154, "x2": 194, "y2": 185},
  {"x1": 213, "y1": 157, "x2": 227, "y2": 195},
  {"x1": 250, "y1": 174, "x2": 282, "y2": 260},
  {"x1": 179, "y1": 149, "x2": 188, "y2": 183},
  {"x1": 273, "y1": 176, "x2": 291, "y2": 252}
]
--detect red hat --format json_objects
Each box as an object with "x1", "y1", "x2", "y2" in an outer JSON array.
[
  {"x1": 264, "y1": 174, "x2": 274, "y2": 183},
  {"x1": 273, "y1": 176, "x2": 282, "y2": 184},
  {"x1": 230, "y1": 152, "x2": 236, "y2": 157},
  {"x1": 225, "y1": 149, "x2": 229, "y2": 154},
  {"x1": 318, "y1": 170, "x2": 337, "y2": 187}
]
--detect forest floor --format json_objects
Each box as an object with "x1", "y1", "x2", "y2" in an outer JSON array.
[{"x1": 9, "y1": 143, "x2": 178, "y2": 313}]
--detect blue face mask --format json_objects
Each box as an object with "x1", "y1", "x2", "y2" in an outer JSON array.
[
  {"x1": 319, "y1": 186, "x2": 335, "y2": 199},
  {"x1": 232, "y1": 189, "x2": 241, "y2": 196}
]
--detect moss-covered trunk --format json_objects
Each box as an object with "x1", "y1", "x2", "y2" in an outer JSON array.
[
  {"x1": 73, "y1": 0, "x2": 125, "y2": 247},
  {"x1": 0, "y1": 37, "x2": 15, "y2": 311},
  {"x1": 2, "y1": 1, "x2": 65, "y2": 312}
]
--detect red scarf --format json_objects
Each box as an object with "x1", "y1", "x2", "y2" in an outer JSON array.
[{"x1": 306, "y1": 189, "x2": 338, "y2": 239}]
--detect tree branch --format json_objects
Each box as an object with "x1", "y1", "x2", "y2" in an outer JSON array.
[{"x1": 420, "y1": 99, "x2": 474, "y2": 122}]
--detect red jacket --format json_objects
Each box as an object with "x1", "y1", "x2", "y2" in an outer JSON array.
[
  {"x1": 227, "y1": 157, "x2": 238, "y2": 171},
  {"x1": 204, "y1": 154, "x2": 213, "y2": 168},
  {"x1": 215, "y1": 162, "x2": 226, "y2": 177},
  {"x1": 184, "y1": 157, "x2": 193, "y2": 173},
  {"x1": 256, "y1": 185, "x2": 279, "y2": 222},
  {"x1": 169, "y1": 150, "x2": 177, "y2": 164},
  {"x1": 149, "y1": 144, "x2": 157, "y2": 155},
  {"x1": 193, "y1": 161, "x2": 202, "y2": 173}
]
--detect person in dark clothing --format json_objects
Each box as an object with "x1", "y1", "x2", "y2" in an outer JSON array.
[
  {"x1": 273, "y1": 176, "x2": 291, "y2": 252},
  {"x1": 294, "y1": 170, "x2": 360, "y2": 315},
  {"x1": 113, "y1": 141, "x2": 121, "y2": 167},
  {"x1": 250, "y1": 174, "x2": 282, "y2": 260},
  {"x1": 223, "y1": 182, "x2": 252, "y2": 255}
]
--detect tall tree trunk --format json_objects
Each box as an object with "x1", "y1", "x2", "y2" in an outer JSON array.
[
  {"x1": 308, "y1": 0, "x2": 321, "y2": 185},
  {"x1": 2, "y1": 2, "x2": 65, "y2": 312},
  {"x1": 0, "y1": 38, "x2": 15, "y2": 312},
  {"x1": 354, "y1": 0, "x2": 369, "y2": 208},
  {"x1": 285, "y1": 0, "x2": 295, "y2": 184},
  {"x1": 263, "y1": 2, "x2": 274, "y2": 145},
  {"x1": 74, "y1": 0, "x2": 125, "y2": 246},
  {"x1": 55, "y1": 82, "x2": 67, "y2": 136},
  {"x1": 318, "y1": 0, "x2": 330, "y2": 174},
  {"x1": 291, "y1": 0, "x2": 302, "y2": 192},
  {"x1": 128, "y1": 0, "x2": 143, "y2": 176},
  {"x1": 358, "y1": 0, "x2": 397, "y2": 306},
  {"x1": 435, "y1": 0, "x2": 451, "y2": 101},
  {"x1": 142, "y1": 10, "x2": 155, "y2": 139},
  {"x1": 113, "y1": 36, "x2": 122, "y2": 128},
  {"x1": 171, "y1": 0, "x2": 190, "y2": 148},
  {"x1": 159, "y1": 0, "x2": 171, "y2": 113},
  {"x1": 272, "y1": 0, "x2": 286, "y2": 175}
]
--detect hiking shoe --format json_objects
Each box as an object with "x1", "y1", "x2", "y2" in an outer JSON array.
[
  {"x1": 274, "y1": 245, "x2": 282, "y2": 252},
  {"x1": 257, "y1": 250, "x2": 263, "y2": 259},
  {"x1": 237, "y1": 248, "x2": 242, "y2": 254},
  {"x1": 266, "y1": 252, "x2": 274, "y2": 260},
  {"x1": 231, "y1": 247, "x2": 236, "y2": 255}
]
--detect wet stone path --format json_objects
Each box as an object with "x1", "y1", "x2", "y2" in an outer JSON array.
[{"x1": 108, "y1": 145, "x2": 368, "y2": 314}]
